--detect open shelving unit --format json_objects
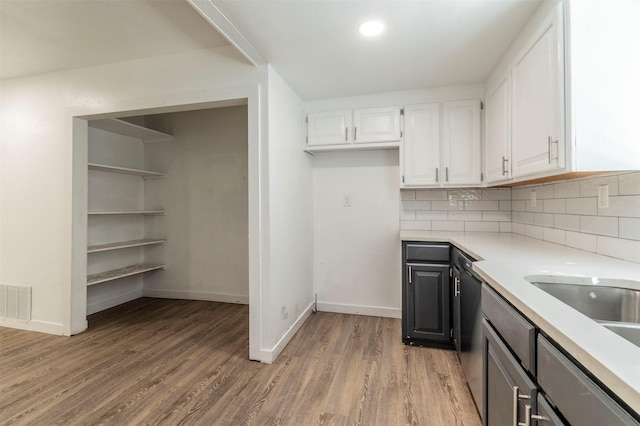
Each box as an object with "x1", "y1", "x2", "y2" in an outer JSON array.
[{"x1": 87, "y1": 118, "x2": 172, "y2": 314}]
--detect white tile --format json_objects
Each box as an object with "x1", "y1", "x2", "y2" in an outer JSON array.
[
  {"x1": 400, "y1": 190, "x2": 416, "y2": 201},
  {"x1": 597, "y1": 236, "x2": 640, "y2": 263},
  {"x1": 543, "y1": 199, "x2": 566, "y2": 214},
  {"x1": 499, "y1": 201, "x2": 512, "y2": 211},
  {"x1": 415, "y1": 190, "x2": 448, "y2": 201},
  {"x1": 512, "y1": 200, "x2": 526, "y2": 212},
  {"x1": 553, "y1": 181, "x2": 580, "y2": 198},
  {"x1": 580, "y1": 216, "x2": 619, "y2": 237},
  {"x1": 518, "y1": 212, "x2": 534, "y2": 225},
  {"x1": 566, "y1": 197, "x2": 597, "y2": 215},
  {"x1": 513, "y1": 188, "x2": 529, "y2": 200},
  {"x1": 512, "y1": 212, "x2": 519, "y2": 222},
  {"x1": 400, "y1": 220, "x2": 432, "y2": 231},
  {"x1": 533, "y1": 184, "x2": 554, "y2": 199},
  {"x1": 512, "y1": 223, "x2": 526, "y2": 235},
  {"x1": 431, "y1": 200, "x2": 464, "y2": 211},
  {"x1": 499, "y1": 222, "x2": 512, "y2": 233},
  {"x1": 482, "y1": 211, "x2": 512, "y2": 222},
  {"x1": 432, "y1": 221, "x2": 465, "y2": 231},
  {"x1": 449, "y1": 189, "x2": 481, "y2": 201},
  {"x1": 481, "y1": 188, "x2": 512, "y2": 201},
  {"x1": 534, "y1": 213, "x2": 554, "y2": 227},
  {"x1": 401, "y1": 200, "x2": 431, "y2": 211},
  {"x1": 465, "y1": 222, "x2": 500, "y2": 232},
  {"x1": 554, "y1": 214, "x2": 580, "y2": 231},
  {"x1": 619, "y1": 171, "x2": 640, "y2": 195},
  {"x1": 416, "y1": 210, "x2": 448, "y2": 221},
  {"x1": 543, "y1": 228, "x2": 566, "y2": 245},
  {"x1": 565, "y1": 231, "x2": 597, "y2": 252},
  {"x1": 448, "y1": 210, "x2": 482, "y2": 221},
  {"x1": 400, "y1": 211, "x2": 416, "y2": 220},
  {"x1": 525, "y1": 225, "x2": 544, "y2": 240},
  {"x1": 465, "y1": 200, "x2": 500, "y2": 211},
  {"x1": 525, "y1": 199, "x2": 544, "y2": 213},
  {"x1": 580, "y1": 175, "x2": 619, "y2": 197},
  {"x1": 619, "y1": 218, "x2": 640, "y2": 241},
  {"x1": 599, "y1": 195, "x2": 640, "y2": 218}
]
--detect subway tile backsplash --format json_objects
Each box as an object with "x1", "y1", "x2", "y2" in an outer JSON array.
[{"x1": 400, "y1": 171, "x2": 640, "y2": 264}]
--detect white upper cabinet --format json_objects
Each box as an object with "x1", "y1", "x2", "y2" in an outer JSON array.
[
  {"x1": 511, "y1": 3, "x2": 564, "y2": 178},
  {"x1": 402, "y1": 100, "x2": 481, "y2": 188},
  {"x1": 305, "y1": 106, "x2": 401, "y2": 151},
  {"x1": 484, "y1": 75, "x2": 511, "y2": 184},
  {"x1": 402, "y1": 103, "x2": 441, "y2": 187},
  {"x1": 306, "y1": 110, "x2": 352, "y2": 147},
  {"x1": 442, "y1": 100, "x2": 482, "y2": 186},
  {"x1": 353, "y1": 107, "x2": 402, "y2": 144}
]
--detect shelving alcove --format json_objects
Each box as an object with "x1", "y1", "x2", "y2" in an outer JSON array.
[{"x1": 86, "y1": 118, "x2": 172, "y2": 314}]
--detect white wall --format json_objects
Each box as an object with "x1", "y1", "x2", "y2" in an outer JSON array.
[
  {"x1": 143, "y1": 106, "x2": 249, "y2": 303},
  {"x1": 313, "y1": 150, "x2": 401, "y2": 317},
  {"x1": 263, "y1": 67, "x2": 314, "y2": 361}
]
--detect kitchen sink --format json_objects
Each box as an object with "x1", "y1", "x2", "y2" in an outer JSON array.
[{"x1": 524, "y1": 275, "x2": 640, "y2": 347}]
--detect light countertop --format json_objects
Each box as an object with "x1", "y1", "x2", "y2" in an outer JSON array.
[{"x1": 401, "y1": 230, "x2": 640, "y2": 414}]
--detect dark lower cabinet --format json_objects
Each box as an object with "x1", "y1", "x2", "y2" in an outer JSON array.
[
  {"x1": 483, "y1": 319, "x2": 538, "y2": 426},
  {"x1": 405, "y1": 264, "x2": 450, "y2": 344},
  {"x1": 402, "y1": 242, "x2": 452, "y2": 347}
]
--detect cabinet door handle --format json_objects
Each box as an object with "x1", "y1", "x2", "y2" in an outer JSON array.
[
  {"x1": 502, "y1": 156, "x2": 509, "y2": 176},
  {"x1": 524, "y1": 404, "x2": 549, "y2": 426},
  {"x1": 454, "y1": 277, "x2": 460, "y2": 297},
  {"x1": 548, "y1": 137, "x2": 558, "y2": 163},
  {"x1": 354, "y1": 126, "x2": 357, "y2": 141},
  {"x1": 512, "y1": 386, "x2": 519, "y2": 426},
  {"x1": 435, "y1": 168, "x2": 439, "y2": 183},
  {"x1": 445, "y1": 167, "x2": 449, "y2": 182},
  {"x1": 345, "y1": 127, "x2": 348, "y2": 142},
  {"x1": 408, "y1": 266, "x2": 412, "y2": 284}
]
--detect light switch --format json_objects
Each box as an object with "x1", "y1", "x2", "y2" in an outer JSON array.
[
  {"x1": 598, "y1": 184, "x2": 609, "y2": 208},
  {"x1": 343, "y1": 195, "x2": 352, "y2": 207}
]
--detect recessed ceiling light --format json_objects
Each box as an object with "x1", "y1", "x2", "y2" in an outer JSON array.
[{"x1": 358, "y1": 20, "x2": 385, "y2": 37}]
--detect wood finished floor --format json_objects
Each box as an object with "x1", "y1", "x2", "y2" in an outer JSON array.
[{"x1": 0, "y1": 298, "x2": 480, "y2": 425}]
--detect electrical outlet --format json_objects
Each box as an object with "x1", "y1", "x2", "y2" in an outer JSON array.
[
  {"x1": 530, "y1": 190, "x2": 537, "y2": 207},
  {"x1": 598, "y1": 184, "x2": 609, "y2": 208},
  {"x1": 343, "y1": 195, "x2": 352, "y2": 207}
]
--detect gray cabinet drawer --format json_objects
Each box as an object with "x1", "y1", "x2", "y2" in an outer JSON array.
[
  {"x1": 537, "y1": 335, "x2": 639, "y2": 426},
  {"x1": 405, "y1": 243, "x2": 450, "y2": 262},
  {"x1": 482, "y1": 284, "x2": 536, "y2": 374}
]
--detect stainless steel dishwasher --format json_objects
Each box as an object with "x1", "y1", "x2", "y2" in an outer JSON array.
[{"x1": 452, "y1": 247, "x2": 483, "y2": 415}]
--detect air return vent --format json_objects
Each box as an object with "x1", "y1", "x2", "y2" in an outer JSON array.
[{"x1": 0, "y1": 284, "x2": 32, "y2": 320}]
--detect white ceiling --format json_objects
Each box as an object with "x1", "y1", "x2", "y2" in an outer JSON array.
[
  {"x1": 215, "y1": 0, "x2": 541, "y2": 99},
  {"x1": 0, "y1": 0, "x2": 229, "y2": 80},
  {"x1": 1, "y1": 0, "x2": 541, "y2": 100}
]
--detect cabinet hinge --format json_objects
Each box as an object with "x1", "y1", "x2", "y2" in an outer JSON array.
[
  {"x1": 449, "y1": 268, "x2": 452, "y2": 278},
  {"x1": 402, "y1": 175, "x2": 405, "y2": 183},
  {"x1": 305, "y1": 115, "x2": 308, "y2": 124},
  {"x1": 400, "y1": 130, "x2": 403, "y2": 138},
  {"x1": 400, "y1": 108, "x2": 404, "y2": 116},
  {"x1": 450, "y1": 329, "x2": 453, "y2": 338},
  {"x1": 481, "y1": 172, "x2": 484, "y2": 181},
  {"x1": 480, "y1": 101, "x2": 484, "y2": 110}
]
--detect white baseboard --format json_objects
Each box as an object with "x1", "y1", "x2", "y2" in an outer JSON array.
[
  {"x1": 259, "y1": 302, "x2": 314, "y2": 364},
  {"x1": 0, "y1": 317, "x2": 64, "y2": 335},
  {"x1": 87, "y1": 289, "x2": 143, "y2": 315},
  {"x1": 317, "y1": 302, "x2": 401, "y2": 319},
  {"x1": 142, "y1": 288, "x2": 249, "y2": 305}
]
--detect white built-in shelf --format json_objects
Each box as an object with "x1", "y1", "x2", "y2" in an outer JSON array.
[
  {"x1": 87, "y1": 263, "x2": 165, "y2": 286},
  {"x1": 88, "y1": 163, "x2": 165, "y2": 178},
  {"x1": 88, "y1": 210, "x2": 165, "y2": 216},
  {"x1": 88, "y1": 239, "x2": 166, "y2": 254},
  {"x1": 89, "y1": 119, "x2": 173, "y2": 143}
]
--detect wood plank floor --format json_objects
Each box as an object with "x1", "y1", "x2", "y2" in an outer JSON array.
[{"x1": 0, "y1": 298, "x2": 480, "y2": 425}]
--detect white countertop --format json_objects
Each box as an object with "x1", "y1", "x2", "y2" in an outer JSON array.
[{"x1": 401, "y1": 231, "x2": 640, "y2": 414}]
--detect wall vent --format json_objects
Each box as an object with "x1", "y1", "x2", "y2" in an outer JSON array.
[{"x1": 0, "y1": 284, "x2": 32, "y2": 320}]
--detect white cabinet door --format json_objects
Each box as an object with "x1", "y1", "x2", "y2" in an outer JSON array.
[
  {"x1": 511, "y1": 4, "x2": 564, "y2": 178},
  {"x1": 442, "y1": 100, "x2": 482, "y2": 186},
  {"x1": 353, "y1": 106, "x2": 401, "y2": 144},
  {"x1": 307, "y1": 110, "x2": 352, "y2": 147},
  {"x1": 402, "y1": 103, "x2": 441, "y2": 187},
  {"x1": 485, "y1": 76, "x2": 511, "y2": 184}
]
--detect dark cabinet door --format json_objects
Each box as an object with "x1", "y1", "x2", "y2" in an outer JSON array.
[
  {"x1": 452, "y1": 266, "x2": 461, "y2": 353},
  {"x1": 483, "y1": 319, "x2": 537, "y2": 426},
  {"x1": 405, "y1": 264, "x2": 450, "y2": 344}
]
